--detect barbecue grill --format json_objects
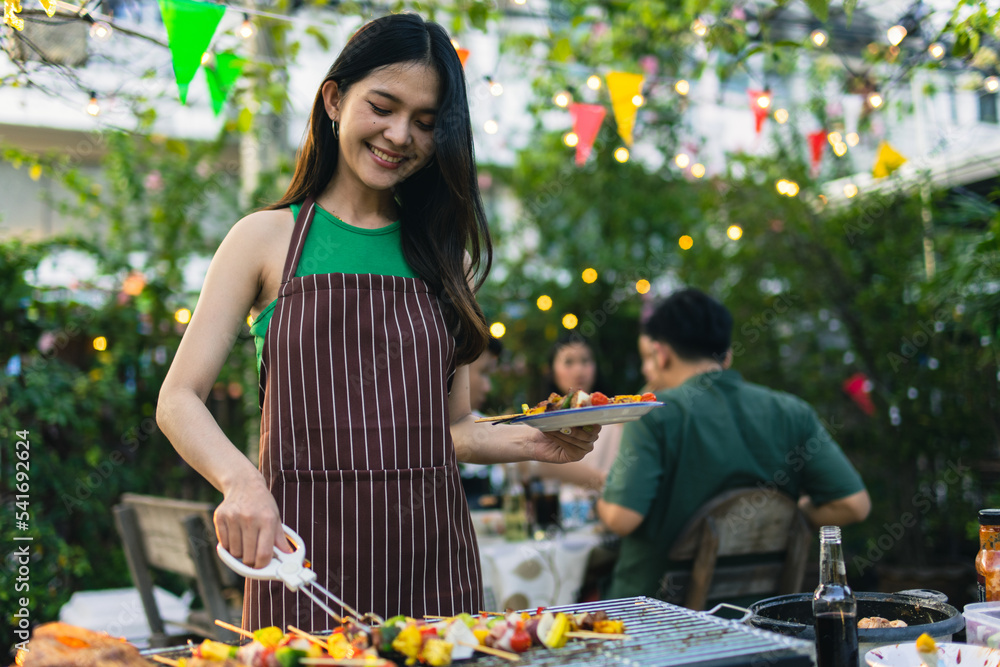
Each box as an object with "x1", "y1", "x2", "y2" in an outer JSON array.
[{"x1": 142, "y1": 596, "x2": 813, "y2": 667}]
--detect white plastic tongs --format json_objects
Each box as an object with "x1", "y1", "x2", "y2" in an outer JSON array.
[{"x1": 216, "y1": 523, "x2": 370, "y2": 630}]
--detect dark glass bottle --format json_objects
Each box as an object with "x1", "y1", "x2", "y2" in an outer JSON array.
[{"x1": 813, "y1": 526, "x2": 859, "y2": 667}]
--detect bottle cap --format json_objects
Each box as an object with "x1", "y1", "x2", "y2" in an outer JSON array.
[{"x1": 979, "y1": 509, "x2": 1000, "y2": 525}]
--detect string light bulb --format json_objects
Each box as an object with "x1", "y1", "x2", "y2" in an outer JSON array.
[
  {"x1": 89, "y1": 20, "x2": 112, "y2": 41},
  {"x1": 512, "y1": 0, "x2": 526, "y2": 5},
  {"x1": 986, "y1": 76, "x2": 1000, "y2": 93},
  {"x1": 489, "y1": 80, "x2": 503, "y2": 96},
  {"x1": 587, "y1": 75, "x2": 602, "y2": 90},
  {"x1": 614, "y1": 147, "x2": 630, "y2": 163},
  {"x1": 810, "y1": 29, "x2": 828, "y2": 47},
  {"x1": 632, "y1": 94, "x2": 644, "y2": 107},
  {"x1": 827, "y1": 131, "x2": 842, "y2": 146},
  {"x1": 678, "y1": 235, "x2": 694, "y2": 250},
  {"x1": 774, "y1": 108, "x2": 789, "y2": 124},
  {"x1": 563, "y1": 132, "x2": 579, "y2": 147},
  {"x1": 86, "y1": 91, "x2": 100, "y2": 116},
  {"x1": 691, "y1": 18, "x2": 708, "y2": 37},
  {"x1": 582, "y1": 268, "x2": 598, "y2": 284},
  {"x1": 867, "y1": 91, "x2": 884, "y2": 109},
  {"x1": 490, "y1": 322, "x2": 506, "y2": 338},
  {"x1": 846, "y1": 132, "x2": 860, "y2": 147},
  {"x1": 537, "y1": 295, "x2": 553, "y2": 311},
  {"x1": 887, "y1": 25, "x2": 907, "y2": 46},
  {"x1": 674, "y1": 153, "x2": 690, "y2": 168},
  {"x1": 833, "y1": 141, "x2": 848, "y2": 157},
  {"x1": 92, "y1": 336, "x2": 108, "y2": 351},
  {"x1": 756, "y1": 90, "x2": 772, "y2": 109},
  {"x1": 776, "y1": 179, "x2": 800, "y2": 197},
  {"x1": 553, "y1": 92, "x2": 570, "y2": 107},
  {"x1": 238, "y1": 13, "x2": 255, "y2": 39},
  {"x1": 483, "y1": 120, "x2": 498, "y2": 134},
  {"x1": 675, "y1": 79, "x2": 690, "y2": 96},
  {"x1": 562, "y1": 313, "x2": 579, "y2": 329},
  {"x1": 691, "y1": 163, "x2": 706, "y2": 178},
  {"x1": 635, "y1": 280, "x2": 651, "y2": 294},
  {"x1": 844, "y1": 183, "x2": 859, "y2": 198},
  {"x1": 174, "y1": 308, "x2": 192, "y2": 324},
  {"x1": 727, "y1": 225, "x2": 743, "y2": 240},
  {"x1": 928, "y1": 42, "x2": 945, "y2": 59}
]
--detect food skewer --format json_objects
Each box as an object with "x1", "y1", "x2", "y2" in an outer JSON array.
[
  {"x1": 457, "y1": 641, "x2": 521, "y2": 662},
  {"x1": 214, "y1": 618, "x2": 254, "y2": 639},
  {"x1": 300, "y1": 659, "x2": 393, "y2": 666},
  {"x1": 565, "y1": 630, "x2": 631, "y2": 640},
  {"x1": 150, "y1": 656, "x2": 182, "y2": 666},
  {"x1": 287, "y1": 624, "x2": 330, "y2": 650}
]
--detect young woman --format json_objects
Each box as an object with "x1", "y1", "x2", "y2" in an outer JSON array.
[{"x1": 156, "y1": 13, "x2": 599, "y2": 631}]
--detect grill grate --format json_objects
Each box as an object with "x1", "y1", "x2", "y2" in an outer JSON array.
[{"x1": 143, "y1": 597, "x2": 813, "y2": 667}]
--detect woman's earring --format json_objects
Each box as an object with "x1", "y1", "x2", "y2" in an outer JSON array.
[{"x1": 332, "y1": 120, "x2": 339, "y2": 140}]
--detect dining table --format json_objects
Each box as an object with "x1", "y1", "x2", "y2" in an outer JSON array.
[{"x1": 471, "y1": 513, "x2": 619, "y2": 611}]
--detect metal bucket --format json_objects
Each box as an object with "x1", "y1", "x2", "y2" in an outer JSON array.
[{"x1": 745, "y1": 591, "x2": 965, "y2": 663}]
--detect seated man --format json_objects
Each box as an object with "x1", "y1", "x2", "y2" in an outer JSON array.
[{"x1": 597, "y1": 288, "x2": 870, "y2": 600}]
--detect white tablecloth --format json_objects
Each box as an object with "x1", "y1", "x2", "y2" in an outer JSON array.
[{"x1": 475, "y1": 526, "x2": 606, "y2": 611}]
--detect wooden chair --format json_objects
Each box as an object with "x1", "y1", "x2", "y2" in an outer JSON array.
[
  {"x1": 113, "y1": 493, "x2": 243, "y2": 647},
  {"x1": 658, "y1": 487, "x2": 811, "y2": 611}
]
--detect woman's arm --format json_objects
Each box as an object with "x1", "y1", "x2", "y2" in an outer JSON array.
[
  {"x1": 449, "y1": 365, "x2": 600, "y2": 464},
  {"x1": 156, "y1": 210, "x2": 293, "y2": 569}
]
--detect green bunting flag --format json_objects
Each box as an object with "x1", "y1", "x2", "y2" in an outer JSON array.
[
  {"x1": 205, "y1": 53, "x2": 245, "y2": 116},
  {"x1": 157, "y1": 0, "x2": 226, "y2": 104}
]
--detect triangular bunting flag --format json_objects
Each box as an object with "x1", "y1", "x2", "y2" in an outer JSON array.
[
  {"x1": 205, "y1": 53, "x2": 245, "y2": 116},
  {"x1": 748, "y1": 89, "x2": 770, "y2": 134},
  {"x1": 456, "y1": 48, "x2": 470, "y2": 67},
  {"x1": 606, "y1": 71, "x2": 644, "y2": 145},
  {"x1": 872, "y1": 141, "x2": 907, "y2": 178},
  {"x1": 157, "y1": 0, "x2": 226, "y2": 104},
  {"x1": 808, "y1": 130, "x2": 826, "y2": 171},
  {"x1": 570, "y1": 103, "x2": 606, "y2": 166}
]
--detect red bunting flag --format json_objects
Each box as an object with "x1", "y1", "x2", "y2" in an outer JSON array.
[
  {"x1": 747, "y1": 89, "x2": 771, "y2": 134},
  {"x1": 808, "y1": 130, "x2": 827, "y2": 171},
  {"x1": 842, "y1": 372, "x2": 875, "y2": 416},
  {"x1": 570, "y1": 103, "x2": 606, "y2": 166}
]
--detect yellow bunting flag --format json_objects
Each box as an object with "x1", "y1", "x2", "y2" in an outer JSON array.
[
  {"x1": 38, "y1": 0, "x2": 54, "y2": 16},
  {"x1": 606, "y1": 71, "x2": 644, "y2": 145},
  {"x1": 872, "y1": 141, "x2": 907, "y2": 178},
  {"x1": 4, "y1": 0, "x2": 24, "y2": 30}
]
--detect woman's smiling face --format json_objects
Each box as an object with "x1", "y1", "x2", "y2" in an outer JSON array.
[{"x1": 323, "y1": 62, "x2": 440, "y2": 191}]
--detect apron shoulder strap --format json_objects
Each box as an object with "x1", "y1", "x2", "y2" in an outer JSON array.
[{"x1": 280, "y1": 197, "x2": 317, "y2": 283}]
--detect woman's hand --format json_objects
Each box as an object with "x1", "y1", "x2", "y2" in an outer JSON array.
[
  {"x1": 528, "y1": 425, "x2": 602, "y2": 464},
  {"x1": 214, "y1": 478, "x2": 292, "y2": 569}
]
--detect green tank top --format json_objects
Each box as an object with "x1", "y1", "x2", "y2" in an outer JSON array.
[{"x1": 249, "y1": 202, "x2": 419, "y2": 372}]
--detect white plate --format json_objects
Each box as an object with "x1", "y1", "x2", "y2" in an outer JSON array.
[
  {"x1": 865, "y1": 642, "x2": 1000, "y2": 667},
  {"x1": 506, "y1": 402, "x2": 663, "y2": 432}
]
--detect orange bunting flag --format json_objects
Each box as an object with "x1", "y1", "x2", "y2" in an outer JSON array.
[
  {"x1": 872, "y1": 141, "x2": 907, "y2": 178},
  {"x1": 570, "y1": 103, "x2": 606, "y2": 166},
  {"x1": 605, "y1": 71, "x2": 644, "y2": 145},
  {"x1": 456, "y1": 48, "x2": 470, "y2": 67}
]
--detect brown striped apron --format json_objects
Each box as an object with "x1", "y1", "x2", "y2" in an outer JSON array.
[{"x1": 243, "y1": 198, "x2": 483, "y2": 632}]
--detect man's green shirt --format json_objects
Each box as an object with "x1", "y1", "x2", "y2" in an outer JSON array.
[{"x1": 602, "y1": 369, "x2": 865, "y2": 600}]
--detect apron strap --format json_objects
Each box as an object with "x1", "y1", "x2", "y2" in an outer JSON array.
[{"x1": 281, "y1": 197, "x2": 317, "y2": 284}]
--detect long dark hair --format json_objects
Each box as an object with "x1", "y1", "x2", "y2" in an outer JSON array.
[
  {"x1": 267, "y1": 13, "x2": 492, "y2": 365},
  {"x1": 545, "y1": 334, "x2": 609, "y2": 396}
]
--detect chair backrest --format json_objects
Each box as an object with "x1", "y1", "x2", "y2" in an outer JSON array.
[
  {"x1": 661, "y1": 487, "x2": 811, "y2": 611},
  {"x1": 113, "y1": 493, "x2": 241, "y2": 646}
]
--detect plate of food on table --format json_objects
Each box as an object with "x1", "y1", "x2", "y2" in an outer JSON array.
[
  {"x1": 475, "y1": 391, "x2": 663, "y2": 432},
  {"x1": 12, "y1": 608, "x2": 629, "y2": 667}
]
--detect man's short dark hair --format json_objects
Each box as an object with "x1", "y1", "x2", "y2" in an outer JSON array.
[{"x1": 641, "y1": 288, "x2": 732, "y2": 362}]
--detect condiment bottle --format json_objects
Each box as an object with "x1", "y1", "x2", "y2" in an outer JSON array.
[
  {"x1": 976, "y1": 509, "x2": 1000, "y2": 602},
  {"x1": 502, "y1": 465, "x2": 529, "y2": 541},
  {"x1": 813, "y1": 526, "x2": 859, "y2": 667}
]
